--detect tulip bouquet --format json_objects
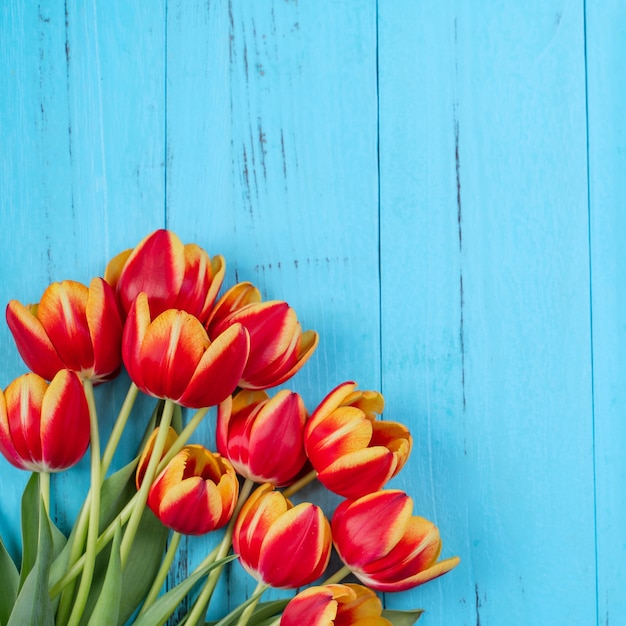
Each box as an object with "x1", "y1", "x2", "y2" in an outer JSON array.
[{"x1": 0, "y1": 229, "x2": 459, "y2": 626}]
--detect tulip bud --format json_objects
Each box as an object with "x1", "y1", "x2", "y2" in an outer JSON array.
[
  {"x1": 145, "y1": 445, "x2": 239, "y2": 535},
  {"x1": 206, "y1": 282, "x2": 318, "y2": 390},
  {"x1": 105, "y1": 229, "x2": 225, "y2": 324},
  {"x1": 122, "y1": 293, "x2": 250, "y2": 408},
  {"x1": 305, "y1": 382, "x2": 412, "y2": 499},
  {"x1": 281, "y1": 583, "x2": 392, "y2": 626},
  {"x1": 233, "y1": 483, "x2": 331, "y2": 588},
  {"x1": 6, "y1": 278, "x2": 123, "y2": 384},
  {"x1": 217, "y1": 389, "x2": 308, "y2": 487},
  {"x1": 332, "y1": 490, "x2": 460, "y2": 592},
  {"x1": 0, "y1": 370, "x2": 90, "y2": 472}
]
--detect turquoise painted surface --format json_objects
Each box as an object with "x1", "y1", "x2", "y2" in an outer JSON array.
[{"x1": 0, "y1": 1, "x2": 624, "y2": 624}]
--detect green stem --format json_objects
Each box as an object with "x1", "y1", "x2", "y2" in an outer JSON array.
[
  {"x1": 235, "y1": 580, "x2": 269, "y2": 626},
  {"x1": 137, "y1": 531, "x2": 182, "y2": 616},
  {"x1": 322, "y1": 564, "x2": 352, "y2": 585},
  {"x1": 184, "y1": 478, "x2": 256, "y2": 626},
  {"x1": 39, "y1": 471, "x2": 50, "y2": 514},
  {"x1": 281, "y1": 468, "x2": 318, "y2": 499},
  {"x1": 120, "y1": 399, "x2": 174, "y2": 568},
  {"x1": 100, "y1": 382, "x2": 139, "y2": 477},
  {"x1": 66, "y1": 379, "x2": 101, "y2": 626}
]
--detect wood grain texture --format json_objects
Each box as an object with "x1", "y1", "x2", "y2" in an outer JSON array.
[{"x1": 0, "y1": 1, "x2": 624, "y2": 625}]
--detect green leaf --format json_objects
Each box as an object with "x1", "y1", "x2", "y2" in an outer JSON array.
[
  {"x1": 0, "y1": 535, "x2": 19, "y2": 625},
  {"x1": 382, "y1": 608, "x2": 425, "y2": 625},
  {"x1": 8, "y1": 497, "x2": 55, "y2": 626},
  {"x1": 18, "y1": 473, "x2": 40, "y2": 589},
  {"x1": 86, "y1": 523, "x2": 122, "y2": 626},
  {"x1": 246, "y1": 599, "x2": 290, "y2": 625},
  {"x1": 132, "y1": 555, "x2": 238, "y2": 626}
]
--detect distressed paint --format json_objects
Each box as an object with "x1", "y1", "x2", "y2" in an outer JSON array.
[{"x1": 0, "y1": 1, "x2": 624, "y2": 625}]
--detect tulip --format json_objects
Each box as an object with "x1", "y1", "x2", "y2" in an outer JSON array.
[
  {"x1": 142, "y1": 444, "x2": 238, "y2": 535},
  {"x1": 206, "y1": 282, "x2": 318, "y2": 390},
  {"x1": 0, "y1": 370, "x2": 90, "y2": 472},
  {"x1": 105, "y1": 229, "x2": 225, "y2": 324},
  {"x1": 304, "y1": 382, "x2": 412, "y2": 499},
  {"x1": 6, "y1": 278, "x2": 123, "y2": 383},
  {"x1": 332, "y1": 490, "x2": 460, "y2": 592},
  {"x1": 217, "y1": 389, "x2": 308, "y2": 487},
  {"x1": 123, "y1": 292, "x2": 249, "y2": 408},
  {"x1": 280, "y1": 583, "x2": 391, "y2": 626},
  {"x1": 232, "y1": 483, "x2": 331, "y2": 588}
]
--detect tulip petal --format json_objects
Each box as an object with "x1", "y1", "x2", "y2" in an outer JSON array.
[
  {"x1": 117, "y1": 230, "x2": 185, "y2": 316},
  {"x1": 104, "y1": 248, "x2": 133, "y2": 289},
  {"x1": 280, "y1": 585, "x2": 339, "y2": 626},
  {"x1": 258, "y1": 503, "x2": 331, "y2": 588},
  {"x1": 306, "y1": 382, "x2": 357, "y2": 433},
  {"x1": 86, "y1": 277, "x2": 124, "y2": 381},
  {"x1": 138, "y1": 309, "x2": 209, "y2": 401},
  {"x1": 122, "y1": 293, "x2": 151, "y2": 391},
  {"x1": 6, "y1": 301, "x2": 65, "y2": 381},
  {"x1": 40, "y1": 370, "x2": 90, "y2": 471},
  {"x1": 37, "y1": 281, "x2": 94, "y2": 373},
  {"x1": 317, "y1": 447, "x2": 396, "y2": 499},
  {"x1": 178, "y1": 323, "x2": 250, "y2": 408},
  {"x1": 206, "y1": 282, "x2": 261, "y2": 336}
]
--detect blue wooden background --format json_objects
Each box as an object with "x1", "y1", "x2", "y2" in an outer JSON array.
[{"x1": 1, "y1": 1, "x2": 625, "y2": 624}]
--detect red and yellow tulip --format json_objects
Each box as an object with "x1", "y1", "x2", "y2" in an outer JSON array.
[
  {"x1": 105, "y1": 229, "x2": 225, "y2": 324},
  {"x1": 141, "y1": 444, "x2": 239, "y2": 535},
  {"x1": 206, "y1": 282, "x2": 318, "y2": 390},
  {"x1": 304, "y1": 382, "x2": 412, "y2": 499},
  {"x1": 280, "y1": 583, "x2": 391, "y2": 626},
  {"x1": 0, "y1": 370, "x2": 90, "y2": 472},
  {"x1": 332, "y1": 490, "x2": 460, "y2": 592},
  {"x1": 122, "y1": 292, "x2": 249, "y2": 408},
  {"x1": 217, "y1": 388, "x2": 308, "y2": 487},
  {"x1": 6, "y1": 278, "x2": 123, "y2": 383},
  {"x1": 232, "y1": 483, "x2": 331, "y2": 588}
]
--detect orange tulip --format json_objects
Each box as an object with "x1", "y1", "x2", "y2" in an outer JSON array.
[
  {"x1": 105, "y1": 229, "x2": 225, "y2": 324},
  {"x1": 332, "y1": 490, "x2": 460, "y2": 592},
  {"x1": 232, "y1": 483, "x2": 331, "y2": 588},
  {"x1": 206, "y1": 282, "x2": 318, "y2": 390},
  {"x1": 0, "y1": 370, "x2": 90, "y2": 472},
  {"x1": 305, "y1": 382, "x2": 412, "y2": 499},
  {"x1": 217, "y1": 388, "x2": 308, "y2": 487},
  {"x1": 280, "y1": 583, "x2": 391, "y2": 626},
  {"x1": 122, "y1": 293, "x2": 249, "y2": 408},
  {"x1": 144, "y1": 444, "x2": 238, "y2": 535},
  {"x1": 6, "y1": 278, "x2": 123, "y2": 383}
]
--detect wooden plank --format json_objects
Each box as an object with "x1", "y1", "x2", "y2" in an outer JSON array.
[
  {"x1": 165, "y1": 0, "x2": 379, "y2": 617},
  {"x1": 586, "y1": 2, "x2": 626, "y2": 623},
  {"x1": 0, "y1": 0, "x2": 165, "y2": 555},
  {"x1": 378, "y1": 1, "x2": 596, "y2": 623}
]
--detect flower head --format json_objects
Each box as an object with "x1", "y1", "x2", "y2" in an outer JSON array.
[
  {"x1": 206, "y1": 282, "x2": 318, "y2": 390},
  {"x1": 332, "y1": 490, "x2": 460, "y2": 592},
  {"x1": 305, "y1": 382, "x2": 412, "y2": 499},
  {"x1": 141, "y1": 443, "x2": 239, "y2": 535},
  {"x1": 232, "y1": 483, "x2": 331, "y2": 588},
  {"x1": 123, "y1": 292, "x2": 249, "y2": 408},
  {"x1": 0, "y1": 370, "x2": 90, "y2": 472},
  {"x1": 280, "y1": 583, "x2": 392, "y2": 626},
  {"x1": 105, "y1": 229, "x2": 225, "y2": 324},
  {"x1": 6, "y1": 278, "x2": 123, "y2": 383},
  {"x1": 217, "y1": 388, "x2": 308, "y2": 487}
]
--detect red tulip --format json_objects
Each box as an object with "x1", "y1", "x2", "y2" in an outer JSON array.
[
  {"x1": 6, "y1": 278, "x2": 123, "y2": 383},
  {"x1": 105, "y1": 229, "x2": 225, "y2": 324},
  {"x1": 0, "y1": 370, "x2": 90, "y2": 472},
  {"x1": 305, "y1": 382, "x2": 412, "y2": 499},
  {"x1": 122, "y1": 292, "x2": 249, "y2": 408},
  {"x1": 206, "y1": 282, "x2": 318, "y2": 390},
  {"x1": 332, "y1": 490, "x2": 460, "y2": 592},
  {"x1": 144, "y1": 444, "x2": 239, "y2": 535},
  {"x1": 217, "y1": 388, "x2": 308, "y2": 487},
  {"x1": 280, "y1": 583, "x2": 391, "y2": 626},
  {"x1": 232, "y1": 483, "x2": 331, "y2": 588}
]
